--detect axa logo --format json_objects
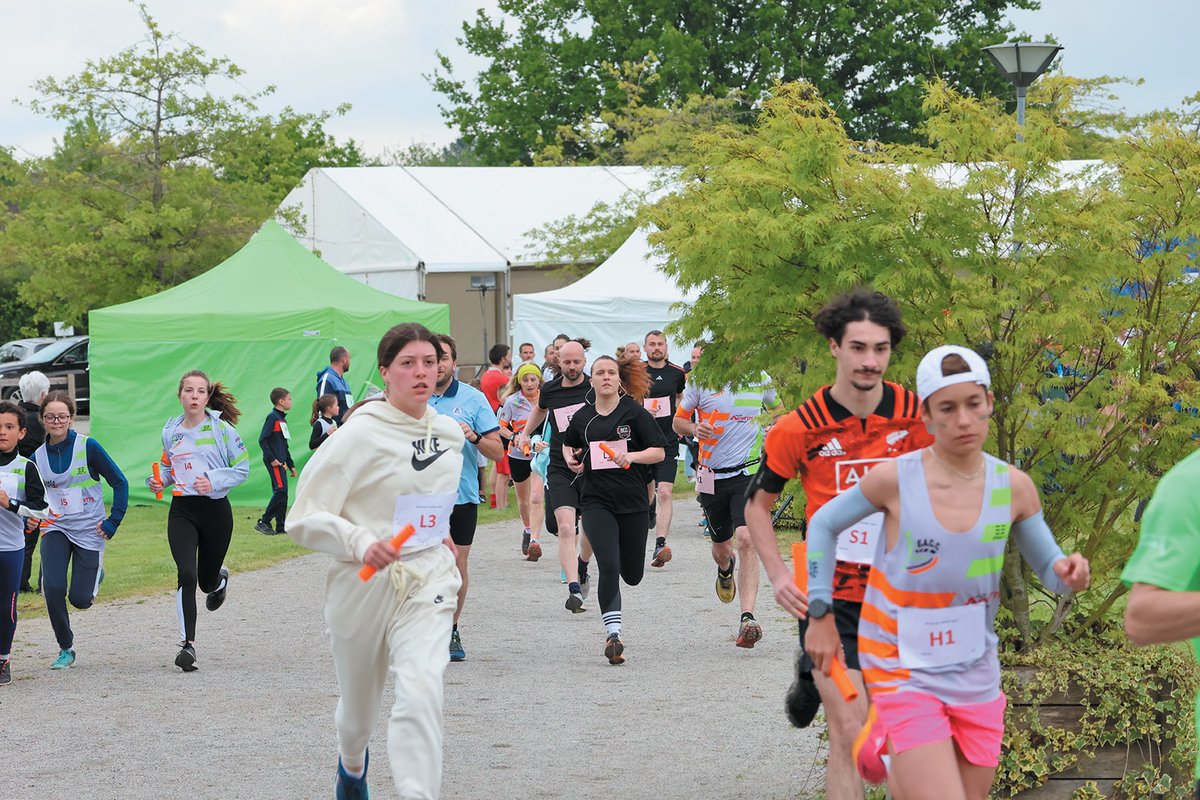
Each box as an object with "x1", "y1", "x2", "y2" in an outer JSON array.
[
  {"x1": 816, "y1": 437, "x2": 847, "y2": 457},
  {"x1": 904, "y1": 531, "x2": 940, "y2": 574}
]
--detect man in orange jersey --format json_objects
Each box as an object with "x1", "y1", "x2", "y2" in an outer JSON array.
[{"x1": 746, "y1": 289, "x2": 932, "y2": 800}]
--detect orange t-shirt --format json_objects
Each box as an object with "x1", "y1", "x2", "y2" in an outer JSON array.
[{"x1": 761, "y1": 382, "x2": 933, "y2": 603}]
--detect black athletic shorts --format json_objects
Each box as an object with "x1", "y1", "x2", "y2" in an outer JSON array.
[
  {"x1": 797, "y1": 599, "x2": 862, "y2": 672},
  {"x1": 510, "y1": 457, "x2": 533, "y2": 484},
  {"x1": 698, "y1": 473, "x2": 751, "y2": 544},
  {"x1": 651, "y1": 454, "x2": 679, "y2": 485},
  {"x1": 449, "y1": 502, "x2": 479, "y2": 547},
  {"x1": 546, "y1": 467, "x2": 583, "y2": 512}
]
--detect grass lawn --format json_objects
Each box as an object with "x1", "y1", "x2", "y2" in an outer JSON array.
[{"x1": 17, "y1": 469, "x2": 701, "y2": 618}]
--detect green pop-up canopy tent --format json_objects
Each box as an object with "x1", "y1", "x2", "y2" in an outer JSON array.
[{"x1": 90, "y1": 220, "x2": 450, "y2": 506}]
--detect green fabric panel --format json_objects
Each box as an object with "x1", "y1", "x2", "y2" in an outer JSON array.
[
  {"x1": 194, "y1": 437, "x2": 218, "y2": 446},
  {"x1": 982, "y1": 522, "x2": 1011, "y2": 542},
  {"x1": 989, "y1": 487, "x2": 1011, "y2": 507},
  {"x1": 76, "y1": 479, "x2": 100, "y2": 489},
  {"x1": 966, "y1": 555, "x2": 1005, "y2": 577},
  {"x1": 90, "y1": 222, "x2": 450, "y2": 506}
]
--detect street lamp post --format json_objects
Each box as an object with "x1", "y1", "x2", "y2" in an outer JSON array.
[{"x1": 983, "y1": 42, "x2": 1063, "y2": 141}]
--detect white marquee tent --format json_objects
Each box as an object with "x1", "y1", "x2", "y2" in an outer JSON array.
[{"x1": 512, "y1": 228, "x2": 699, "y2": 362}]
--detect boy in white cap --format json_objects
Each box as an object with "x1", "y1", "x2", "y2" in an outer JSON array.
[{"x1": 764, "y1": 344, "x2": 1090, "y2": 800}]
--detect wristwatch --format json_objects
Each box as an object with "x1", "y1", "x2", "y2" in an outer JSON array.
[{"x1": 808, "y1": 599, "x2": 832, "y2": 620}]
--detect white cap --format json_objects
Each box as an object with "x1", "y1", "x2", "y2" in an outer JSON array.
[{"x1": 916, "y1": 345, "x2": 991, "y2": 400}]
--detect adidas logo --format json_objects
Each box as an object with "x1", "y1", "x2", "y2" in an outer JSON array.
[
  {"x1": 816, "y1": 437, "x2": 847, "y2": 457},
  {"x1": 655, "y1": 375, "x2": 662, "y2": 381}
]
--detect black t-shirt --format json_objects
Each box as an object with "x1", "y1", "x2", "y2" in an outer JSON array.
[
  {"x1": 537, "y1": 375, "x2": 591, "y2": 472},
  {"x1": 564, "y1": 395, "x2": 666, "y2": 513},
  {"x1": 644, "y1": 361, "x2": 687, "y2": 444}
]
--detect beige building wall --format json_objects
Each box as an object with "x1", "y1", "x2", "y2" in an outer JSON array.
[{"x1": 425, "y1": 264, "x2": 595, "y2": 378}]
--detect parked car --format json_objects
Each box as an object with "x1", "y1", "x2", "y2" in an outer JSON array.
[
  {"x1": 0, "y1": 336, "x2": 89, "y2": 411},
  {"x1": 0, "y1": 337, "x2": 58, "y2": 364}
]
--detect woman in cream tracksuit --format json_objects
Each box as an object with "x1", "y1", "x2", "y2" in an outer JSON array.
[{"x1": 288, "y1": 322, "x2": 465, "y2": 800}]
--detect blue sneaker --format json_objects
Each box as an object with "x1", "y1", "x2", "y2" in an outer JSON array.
[
  {"x1": 335, "y1": 750, "x2": 369, "y2": 799},
  {"x1": 449, "y1": 628, "x2": 466, "y2": 662},
  {"x1": 51, "y1": 649, "x2": 76, "y2": 670}
]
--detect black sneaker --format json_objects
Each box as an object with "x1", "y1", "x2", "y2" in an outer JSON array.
[
  {"x1": 254, "y1": 520, "x2": 275, "y2": 536},
  {"x1": 206, "y1": 567, "x2": 230, "y2": 611},
  {"x1": 521, "y1": 531, "x2": 531, "y2": 556},
  {"x1": 0, "y1": 658, "x2": 10, "y2": 685},
  {"x1": 565, "y1": 591, "x2": 585, "y2": 613},
  {"x1": 175, "y1": 643, "x2": 198, "y2": 672},
  {"x1": 785, "y1": 661, "x2": 823, "y2": 728},
  {"x1": 604, "y1": 633, "x2": 625, "y2": 665},
  {"x1": 579, "y1": 571, "x2": 590, "y2": 600}
]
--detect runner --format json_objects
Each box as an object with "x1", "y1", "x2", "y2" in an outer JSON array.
[
  {"x1": 479, "y1": 344, "x2": 512, "y2": 510},
  {"x1": 518, "y1": 342, "x2": 537, "y2": 364},
  {"x1": 673, "y1": 369, "x2": 781, "y2": 647},
  {"x1": 518, "y1": 339, "x2": 595, "y2": 611},
  {"x1": 497, "y1": 363, "x2": 548, "y2": 561},
  {"x1": 642, "y1": 330, "x2": 687, "y2": 567},
  {"x1": 542, "y1": 334, "x2": 570, "y2": 381},
  {"x1": 1122, "y1": 451, "x2": 1200, "y2": 799},
  {"x1": 309, "y1": 393, "x2": 339, "y2": 450},
  {"x1": 771, "y1": 345, "x2": 1089, "y2": 800},
  {"x1": 34, "y1": 391, "x2": 128, "y2": 671},
  {"x1": 0, "y1": 400, "x2": 49, "y2": 686},
  {"x1": 147, "y1": 370, "x2": 250, "y2": 673},
  {"x1": 563, "y1": 355, "x2": 665, "y2": 663},
  {"x1": 428, "y1": 335, "x2": 504, "y2": 663},
  {"x1": 745, "y1": 289, "x2": 931, "y2": 800},
  {"x1": 288, "y1": 322, "x2": 465, "y2": 800}
]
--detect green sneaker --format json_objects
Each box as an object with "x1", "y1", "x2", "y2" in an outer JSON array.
[
  {"x1": 449, "y1": 628, "x2": 466, "y2": 662},
  {"x1": 51, "y1": 649, "x2": 76, "y2": 670}
]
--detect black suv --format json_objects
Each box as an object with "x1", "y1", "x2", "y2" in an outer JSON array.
[{"x1": 0, "y1": 336, "x2": 89, "y2": 411}]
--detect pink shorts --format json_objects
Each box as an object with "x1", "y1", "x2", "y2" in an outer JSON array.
[{"x1": 872, "y1": 690, "x2": 1007, "y2": 767}]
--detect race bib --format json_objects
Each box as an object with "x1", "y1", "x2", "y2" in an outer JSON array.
[
  {"x1": 47, "y1": 486, "x2": 85, "y2": 516},
  {"x1": 392, "y1": 492, "x2": 457, "y2": 549},
  {"x1": 836, "y1": 512, "x2": 883, "y2": 565},
  {"x1": 696, "y1": 465, "x2": 715, "y2": 494},
  {"x1": 589, "y1": 439, "x2": 628, "y2": 470},
  {"x1": 897, "y1": 603, "x2": 986, "y2": 670},
  {"x1": 553, "y1": 403, "x2": 585, "y2": 433},
  {"x1": 280, "y1": 422, "x2": 291, "y2": 441},
  {"x1": 643, "y1": 397, "x2": 671, "y2": 418},
  {"x1": 171, "y1": 453, "x2": 201, "y2": 492},
  {"x1": 0, "y1": 471, "x2": 18, "y2": 500}
]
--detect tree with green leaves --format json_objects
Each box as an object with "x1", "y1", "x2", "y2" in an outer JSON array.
[
  {"x1": 0, "y1": 3, "x2": 363, "y2": 326},
  {"x1": 648, "y1": 79, "x2": 1200, "y2": 653},
  {"x1": 432, "y1": 0, "x2": 1043, "y2": 165}
]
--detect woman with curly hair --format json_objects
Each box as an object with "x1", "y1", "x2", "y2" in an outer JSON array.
[{"x1": 562, "y1": 355, "x2": 664, "y2": 664}]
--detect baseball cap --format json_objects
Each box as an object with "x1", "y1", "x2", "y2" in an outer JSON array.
[{"x1": 916, "y1": 345, "x2": 991, "y2": 400}]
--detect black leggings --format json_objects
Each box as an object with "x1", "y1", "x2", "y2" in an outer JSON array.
[
  {"x1": 168, "y1": 495, "x2": 233, "y2": 642},
  {"x1": 581, "y1": 508, "x2": 649, "y2": 615}
]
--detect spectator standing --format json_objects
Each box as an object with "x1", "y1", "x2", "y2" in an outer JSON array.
[
  {"x1": 316, "y1": 346, "x2": 353, "y2": 424},
  {"x1": 17, "y1": 371, "x2": 49, "y2": 593},
  {"x1": 256, "y1": 388, "x2": 296, "y2": 536}
]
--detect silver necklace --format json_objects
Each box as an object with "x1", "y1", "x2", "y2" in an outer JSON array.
[{"x1": 929, "y1": 446, "x2": 984, "y2": 481}]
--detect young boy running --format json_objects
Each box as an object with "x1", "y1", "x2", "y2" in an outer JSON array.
[
  {"x1": 765, "y1": 345, "x2": 1090, "y2": 800},
  {"x1": 257, "y1": 387, "x2": 296, "y2": 536},
  {"x1": 0, "y1": 400, "x2": 50, "y2": 685},
  {"x1": 746, "y1": 289, "x2": 931, "y2": 800}
]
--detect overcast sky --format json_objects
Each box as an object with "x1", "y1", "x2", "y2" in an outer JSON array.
[{"x1": 3, "y1": 0, "x2": 1196, "y2": 160}]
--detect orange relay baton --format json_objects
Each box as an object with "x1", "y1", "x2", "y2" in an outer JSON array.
[
  {"x1": 151, "y1": 462, "x2": 163, "y2": 501},
  {"x1": 598, "y1": 441, "x2": 630, "y2": 469},
  {"x1": 358, "y1": 524, "x2": 416, "y2": 581},
  {"x1": 792, "y1": 541, "x2": 858, "y2": 702}
]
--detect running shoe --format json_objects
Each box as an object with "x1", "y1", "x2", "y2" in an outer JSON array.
[
  {"x1": 521, "y1": 530, "x2": 531, "y2": 556},
  {"x1": 579, "y1": 571, "x2": 591, "y2": 600},
  {"x1": 853, "y1": 704, "x2": 889, "y2": 784},
  {"x1": 785, "y1": 657, "x2": 823, "y2": 729},
  {"x1": 560, "y1": 569, "x2": 567, "y2": 584},
  {"x1": 175, "y1": 642, "x2": 198, "y2": 672},
  {"x1": 254, "y1": 519, "x2": 275, "y2": 536},
  {"x1": 651, "y1": 543, "x2": 673, "y2": 568},
  {"x1": 736, "y1": 617, "x2": 763, "y2": 648},
  {"x1": 526, "y1": 539, "x2": 542, "y2": 562},
  {"x1": 0, "y1": 658, "x2": 10, "y2": 685},
  {"x1": 335, "y1": 750, "x2": 369, "y2": 800},
  {"x1": 715, "y1": 556, "x2": 736, "y2": 603},
  {"x1": 449, "y1": 629, "x2": 466, "y2": 662},
  {"x1": 604, "y1": 633, "x2": 625, "y2": 665},
  {"x1": 565, "y1": 591, "x2": 585, "y2": 613},
  {"x1": 51, "y1": 649, "x2": 76, "y2": 670},
  {"x1": 205, "y1": 566, "x2": 230, "y2": 611}
]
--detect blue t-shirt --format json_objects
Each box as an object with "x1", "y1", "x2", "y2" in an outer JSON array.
[
  {"x1": 429, "y1": 379, "x2": 500, "y2": 505},
  {"x1": 315, "y1": 367, "x2": 353, "y2": 423}
]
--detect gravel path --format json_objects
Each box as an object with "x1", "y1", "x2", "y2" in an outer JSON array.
[{"x1": 7, "y1": 496, "x2": 826, "y2": 798}]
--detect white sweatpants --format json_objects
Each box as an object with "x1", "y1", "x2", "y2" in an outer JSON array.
[{"x1": 325, "y1": 545, "x2": 461, "y2": 800}]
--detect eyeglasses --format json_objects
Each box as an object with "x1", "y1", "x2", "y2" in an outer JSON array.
[{"x1": 43, "y1": 414, "x2": 72, "y2": 423}]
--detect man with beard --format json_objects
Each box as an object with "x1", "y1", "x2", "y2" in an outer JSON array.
[
  {"x1": 316, "y1": 346, "x2": 353, "y2": 425},
  {"x1": 642, "y1": 331, "x2": 687, "y2": 566}
]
